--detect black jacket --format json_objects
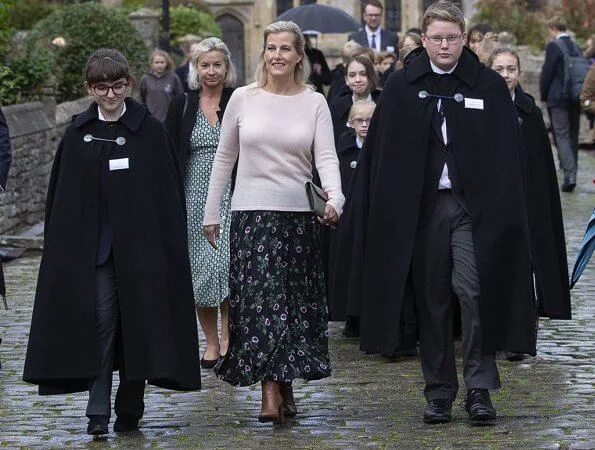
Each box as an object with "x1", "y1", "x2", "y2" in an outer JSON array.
[
  {"x1": 306, "y1": 47, "x2": 332, "y2": 95},
  {"x1": 335, "y1": 48, "x2": 537, "y2": 357},
  {"x1": 348, "y1": 29, "x2": 399, "y2": 57},
  {"x1": 23, "y1": 98, "x2": 201, "y2": 394},
  {"x1": 514, "y1": 87, "x2": 571, "y2": 319},
  {"x1": 164, "y1": 87, "x2": 234, "y2": 174},
  {"x1": 330, "y1": 87, "x2": 381, "y2": 144},
  {"x1": 540, "y1": 36, "x2": 582, "y2": 107}
]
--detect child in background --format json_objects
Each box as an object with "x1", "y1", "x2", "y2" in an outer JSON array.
[{"x1": 139, "y1": 49, "x2": 183, "y2": 121}]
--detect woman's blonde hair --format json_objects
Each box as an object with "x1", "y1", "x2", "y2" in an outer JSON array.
[
  {"x1": 188, "y1": 37, "x2": 236, "y2": 90},
  {"x1": 255, "y1": 21, "x2": 311, "y2": 88}
]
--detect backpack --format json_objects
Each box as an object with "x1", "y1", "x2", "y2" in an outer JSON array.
[{"x1": 555, "y1": 39, "x2": 590, "y2": 103}]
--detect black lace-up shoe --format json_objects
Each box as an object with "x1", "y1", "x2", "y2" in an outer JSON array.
[
  {"x1": 423, "y1": 399, "x2": 453, "y2": 424},
  {"x1": 461, "y1": 389, "x2": 496, "y2": 423},
  {"x1": 87, "y1": 415, "x2": 109, "y2": 435}
]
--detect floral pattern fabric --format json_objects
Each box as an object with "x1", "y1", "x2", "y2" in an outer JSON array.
[
  {"x1": 215, "y1": 211, "x2": 331, "y2": 386},
  {"x1": 185, "y1": 110, "x2": 231, "y2": 307}
]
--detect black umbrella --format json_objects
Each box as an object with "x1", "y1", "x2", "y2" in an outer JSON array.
[{"x1": 277, "y1": 4, "x2": 361, "y2": 34}]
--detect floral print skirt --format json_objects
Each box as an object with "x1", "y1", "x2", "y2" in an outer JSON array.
[{"x1": 215, "y1": 210, "x2": 331, "y2": 386}]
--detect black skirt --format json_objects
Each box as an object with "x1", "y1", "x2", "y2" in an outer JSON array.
[{"x1": 215, "y1": 211, "x2": 331, "y2": 386}]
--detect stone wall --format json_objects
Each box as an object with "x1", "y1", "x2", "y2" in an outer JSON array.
[{"x1": 0, "y1": 97, "x2": 91, "y2": 235}]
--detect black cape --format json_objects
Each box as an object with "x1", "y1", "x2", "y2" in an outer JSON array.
[
  {"x1": 23, "y1": 98, "x2": 201, "y2": 394},
  {"x1": 514, "y1": 87, "x2": 571, "y2": 319},
  {"x1": 336, "y1": 48, "x2": 537, "y2": 357}
]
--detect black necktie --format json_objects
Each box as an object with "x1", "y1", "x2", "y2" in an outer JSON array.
[{"x1": 370, "y1": 34, "x2": 376, "y2": 50}]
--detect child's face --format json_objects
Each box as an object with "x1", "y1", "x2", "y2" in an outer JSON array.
[
  {"x1": 349, "y1": 106, "x2": 374, "y2": 139},
  {"x1": 86, "y1": 77, "x2": 129, "y2": 117},
  {"x1": 151, "y1": 55, "x2": 167, "y2": 74},
  {"x1": 345, "y1": 61, "x2": 370, "y2": 96},
  {"x1": 490, "y1": 52, "x2": 520, "y2": 94},
  {"x1": 379, "y1": 57, "x2": 394, "y2": 73}
]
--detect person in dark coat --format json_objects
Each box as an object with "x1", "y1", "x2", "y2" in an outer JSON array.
[
  {"x1": 539, "y1": 16, "x2": 583, "y2": 192},
  {"x1": 165, "y1": 37, "x2": 236, "y2": 371},
  {"x1": 348, "y1": 0, "x2": 399, "y2": 56},
  {"x1": 305, "y1": 35, "x2": 332, "y2": 95},
  {"x1": 0, "y1": 106, "x2": 12, "y2": 372},
  {"x1": 22, "y1": 49, "x2": 201, "y2": 436},
  {"x1": 488, "y1": 47, "x2": 571, "y2": 361},
  {"x1": 329, "y1": 55, "x2": 381, "y2": 144},
  {"x1": 335, "y1": 3, "x2": 537, "y2": 425}
]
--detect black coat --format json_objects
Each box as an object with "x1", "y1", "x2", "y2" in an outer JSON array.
[
  {"x1": 348, "y1": 29, "x2": 399, "y2": 57},
  {"x1": 164, "y1": 87, "x2": 235, "y2": 188},
  {"x1": 306, "y1": 47, "x2": 332, "y2": 95},
  {"x1": 327, "y1": 64, "x2": 346, "y2": 104},
  {"x1": 330, "y1": 88, "x2": 381, "y2": 144},
  {"x1": 0, "y1": 107, "x2": 12, "y2": 189},
  {"x1": 514, "y1": 87, "x2": 571, "y2": 319},
  {"x1": 540, "y1": 36, "x2": 582, "y2": 107},
  {"x1": 336, "y1": 48, "x2": 537, "y2": 357},
  {"x1": 23, "y1": 98, "x2": 201, "y2": 394}
]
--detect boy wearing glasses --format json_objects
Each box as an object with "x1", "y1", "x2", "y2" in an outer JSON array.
[{"x1": 338, "y1": 2, "x2": 536, "y2": 425}]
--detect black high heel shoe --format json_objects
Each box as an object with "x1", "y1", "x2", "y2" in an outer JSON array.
[{"x1": 200, "y1": 357, "x2": 219, "y2": 369}]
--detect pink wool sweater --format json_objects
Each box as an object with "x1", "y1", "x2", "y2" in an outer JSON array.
[{"x1": 203, "y1": 84, "x2": 345, "y2": 225}]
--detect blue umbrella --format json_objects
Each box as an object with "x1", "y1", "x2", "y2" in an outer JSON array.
[
  {"x1": 570, "y1": 208, "x2": 595, "y2": 288},
  {"x1": 277, "y1": 4, "x2": 361, "y2": 34}
]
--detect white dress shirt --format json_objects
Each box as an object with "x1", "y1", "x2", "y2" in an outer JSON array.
[{"x1": 365, "y1": 25, "x2": 381, "y2": 52}]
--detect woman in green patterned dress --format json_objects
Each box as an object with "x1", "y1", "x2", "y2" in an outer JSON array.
[{"x1": 165, "y1": 37, "x2": 236, "y2": 369}]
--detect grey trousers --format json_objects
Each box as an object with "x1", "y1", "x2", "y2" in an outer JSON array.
[
  {"x1": 411, "y1": 191, "x2": 501, "y2": 401},
  {"x1": 86, "y1": 256, "x2": 145, "y2": 420},
  {"x1": 549, "y1": 105, "x2": 581, "y2": 183}
]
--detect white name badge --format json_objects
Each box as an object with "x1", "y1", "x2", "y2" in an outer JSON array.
[
  {"x1": 464, "y1": 98, "x2": 484, "y2": 110},
  {"x1": 386, "y1": 46, "x2": 395, "y2": 53},
  {"x1": 109, "y1": 158, "x2": 129, "y2": 171}
]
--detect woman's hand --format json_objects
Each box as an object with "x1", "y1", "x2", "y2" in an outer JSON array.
[
  {"x1": 203, "y1": 224, "x2": 221, "y2": 250},
  {"x1": 321, "y1": 204, "x2": 338, "y2": 228}
]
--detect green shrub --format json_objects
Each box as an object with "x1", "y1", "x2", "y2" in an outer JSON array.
[
  {"x1": 166, "y1": 5, "x2": 221, "y2": 43},
  {"x1": 0, "y1": 50, "x2": 54, "y2": 105},
  {"x1": 0, "y1": 0, "x2": 15, "y2": 54},
  {"x1": 472, "y1": 0, "x2": 548, "y2": 51},
  {"x1": 24, "y1": 3, "x2": 148, "y2": 103},
  {"x1": 9, "y1": 0, "x2": 55, "y2": 30}
]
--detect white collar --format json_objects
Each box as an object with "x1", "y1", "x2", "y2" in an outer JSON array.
[
  {"x1": 356, "y1": 135, "x2": 364, "y2": 148},
  {"x1": 556, "y1": 33, "x2": 569, "y2": 39},
  {"x1": 429, "y1": 60, "x2": 458, "y2": 75},
  {"x1": 365, "y1": 25, "x2": 381, "y2": 36},
  {"x1": 98, "y1": 102, "x2": 126, "y2": 122}
]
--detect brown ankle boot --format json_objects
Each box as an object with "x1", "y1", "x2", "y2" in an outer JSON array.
[
  {"x1": 258, "y1": 381, "x2": 284, "y2": 424},
  {"x1": 279, "y1": 382, "x2": 297, "y2": 417}
]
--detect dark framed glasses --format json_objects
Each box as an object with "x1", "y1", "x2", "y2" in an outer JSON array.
[{"x1": 91, "y1": 82, "x2": 128, "y2": 97}]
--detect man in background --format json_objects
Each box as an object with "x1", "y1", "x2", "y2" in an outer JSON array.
[{"x1": 348, "y1": 0, "x2": 399, "y2": 58}]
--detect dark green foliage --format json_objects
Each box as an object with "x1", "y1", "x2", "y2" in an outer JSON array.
[
  {"x1": 0, "y1": 50, "x2": 54, "y2": 105},
  {"x1": 24, "y1": 3, "x2": 148, "y2": 103},
  {"x1": 165, "y1": 6, "x2": 221, "y2": 43},
  {"x1": 0, "y1": 0, "x2": 15, "y2": 54},
  {"x1": 9, "y1": 0, "x2": 55, "y2": 31},
  {"x1": 472, "y1": 0, "x2": 548, "y2": 51}
]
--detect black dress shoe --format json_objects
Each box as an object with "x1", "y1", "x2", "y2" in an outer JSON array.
[
  {"x1": 561, "y1": 182, "x2": 576, "y2": 192},
  {"x1": 87, "y1": 415, "x2": 109, "y2": 435},
  {"x1": 200, "y1": 357, "x2": 219, "y2": 369},
  {"x1": 342, "y1": 317, "x2": 360, "y2": 337},
  {"x1": 114, "y1": 415, "x2": 139, "y2": 433},
  {"x1": 462, "y1": 389, "x2": 496, "y2": 422},
  {"x1": 423, "y1": 399, "x2": 452, "y2": 424},
  {"x1": 505, "y1": 351, "x2": 525, "y2": 362}
]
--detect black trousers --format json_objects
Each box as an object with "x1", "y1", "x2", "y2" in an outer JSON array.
[
  {"x1": 86, "y1": 255, "x2": 145, "y2": 420},
  {"x1": 411, "y1": 191, "x2": 501, "y2": 401}
]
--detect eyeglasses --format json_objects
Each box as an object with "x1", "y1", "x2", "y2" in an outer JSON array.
[
  {"x1": 350, "y1": 117, "x2": 372, "y2": 125},
  {"x1": 425, "y1": 35, "x2": 463, "y2": 46},
  {"x1": 365, "y1": 13, "x2": 381, "y2": 18},
  {"x1": 91, "y1": 82, "x2": 128, "y2": 97}
]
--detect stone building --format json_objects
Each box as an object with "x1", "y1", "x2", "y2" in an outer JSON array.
[{"x1": 206, "y1": 0, "x2": 477, "y2": 85}]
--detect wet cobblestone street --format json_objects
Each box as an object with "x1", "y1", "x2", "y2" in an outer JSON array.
[{"x1": 0, "y1": 152, "x2": 594, "y2": 448}]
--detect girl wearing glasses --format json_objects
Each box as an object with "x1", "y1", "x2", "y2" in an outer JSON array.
[{"x1": 23, "y1": 48, "x2": 201, "y2": 436}]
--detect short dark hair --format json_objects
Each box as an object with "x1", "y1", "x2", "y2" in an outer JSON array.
[
  {"x1": 84, "y1": 48, "x2": 136, "y2": 87},
  {"x1": 345, "y1": 54, "x2": 379, "y2": 93},
  {"x1": 363, "y1": 0, "x2": 383, "y2": 13},
  {"x1": 546, "y1": 16, "x2": 567, "y2": 32}
]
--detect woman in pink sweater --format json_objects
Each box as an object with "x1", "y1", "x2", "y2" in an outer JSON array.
[{"x1": 203, "y1": 21, "x2": 344, "y2": 425}]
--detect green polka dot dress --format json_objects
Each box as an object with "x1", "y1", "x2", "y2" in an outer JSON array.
[{"x1": 185, "y1": 109, "x2": 232, "y2": 307}]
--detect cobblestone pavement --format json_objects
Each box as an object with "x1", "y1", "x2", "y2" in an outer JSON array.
[{"x1": 1, "y1": 153, "x2": 594, "y2": 449}]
